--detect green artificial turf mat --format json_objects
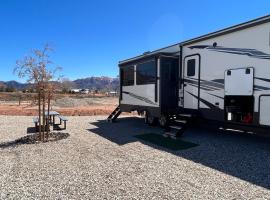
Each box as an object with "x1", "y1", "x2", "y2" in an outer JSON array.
[{"x1": 135, "y1": 133, "x2": 198, "y2": 151}]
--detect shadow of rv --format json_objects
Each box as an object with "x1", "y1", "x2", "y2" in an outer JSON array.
[{"x1": 88, "y1": 117, "x2": 270, "y2": 190}]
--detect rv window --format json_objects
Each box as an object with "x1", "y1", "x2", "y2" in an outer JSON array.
[
  {"x1": 136, "y1": 60, "x2": 156, "y2": 85},
  {"x1": 122, "y1": 66, "x2": 134, "y2": 86},
  {"x1": 187, "y1": 59, "x2": 196, "y2": 76}
]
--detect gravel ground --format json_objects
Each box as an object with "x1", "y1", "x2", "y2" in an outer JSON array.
[{"x1": 0, "y1": 115, "x2": 270, "y2": 199}]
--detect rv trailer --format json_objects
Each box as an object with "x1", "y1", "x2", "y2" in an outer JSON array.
[{"x1": 108, "y1": 15, "x2": 270, "y2": 137}]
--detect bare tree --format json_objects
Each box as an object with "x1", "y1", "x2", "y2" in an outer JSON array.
[
  {"x1": 14, "y1": 91, "x2": 23, "y2": 106},
  {"x1": 61, "y1": 78, "x2": 76, "y2": 93},
  {"x1": 14, "y1": 44, "x2": 61, "y2": 142},
  {"x1": 45, "y1": 81, "x2": 60, "y2": 140},
  {"x1": 0, "y1": 83, "x2": 6, "y2": 92}
]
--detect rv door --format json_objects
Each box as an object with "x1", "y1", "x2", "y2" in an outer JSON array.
[
  {"x1": 160, "y1": 56, "x2": 179, "y2": 113},
  {"x1": 183, "y1": 55, "x2": 200, "y2": 110}
]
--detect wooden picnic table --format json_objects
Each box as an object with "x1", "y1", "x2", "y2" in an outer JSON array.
[
  {"x1": 33, "y1": 111, "x2": 68, "y2": 131},
  {"x1": 45, "y1": 111, "x2": 60, "y2": 125}
]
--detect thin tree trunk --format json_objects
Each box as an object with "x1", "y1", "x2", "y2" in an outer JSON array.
[
  {"x1": 42, "y1": 89, "x2": 46, "y2": 142},
  {"x1": 46, "y1": 92, "x2": 51, "y2": 141},
  {"x1": 38, "y1": 89, "x2": 42, "y2": 141}
]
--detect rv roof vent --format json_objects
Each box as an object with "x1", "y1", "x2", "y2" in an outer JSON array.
[{"x1": 143, "y1": 51, "x2": 151, "y2": 55}]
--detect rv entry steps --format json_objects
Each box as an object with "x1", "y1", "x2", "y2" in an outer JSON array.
[
  {"x1": 163, "y1": 114, "x2": 192, "y2": 139},
  {"x1": 107, "y1": 105, "x2": 122, "y2": 122},
  {"x1": 163, "y1": 125, "x2": 185, "y2": 139}
]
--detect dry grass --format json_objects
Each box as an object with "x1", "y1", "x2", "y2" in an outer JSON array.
[{"x1": 0, "y1": 95, "x2": 119, "y2": 116}]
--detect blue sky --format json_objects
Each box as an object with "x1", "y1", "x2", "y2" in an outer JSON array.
[{"x1": 0, "y1": 0, "x2": 270, "y2": 82}]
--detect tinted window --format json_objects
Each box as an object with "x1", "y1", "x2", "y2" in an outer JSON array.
[
  {"x1": 121, "y1": 66, "x2": 134, "y2": 86},
  {"x1": 136, "y1": 60, "x2": 156, "y2": 85},
  {"x1": 187, "y1": 59, "x2": 195, "y2": 76}
]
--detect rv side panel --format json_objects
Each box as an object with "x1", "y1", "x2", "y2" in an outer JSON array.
[{"x1": 182, "y1": 21, "x2": 270, "y2": 126}]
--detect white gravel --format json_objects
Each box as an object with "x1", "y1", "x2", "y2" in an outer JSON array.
[{"x1": 0, "y1": 115, "x2": 270, "y2": 199}]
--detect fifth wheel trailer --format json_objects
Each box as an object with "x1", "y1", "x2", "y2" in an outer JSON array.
[{"x1": 108, "y1": 15, "x2": 270, "y2": 136}]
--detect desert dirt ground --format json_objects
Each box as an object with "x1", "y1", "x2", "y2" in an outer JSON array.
[
  {"x1": 0, "y1": 94, "x2": 119, "y2": 116},
  {"x1": 0, "y1": 115, "x2": 270, "y2": 199}
]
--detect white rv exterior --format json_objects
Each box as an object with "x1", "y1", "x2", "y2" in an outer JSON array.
[
  {"x1": 118, "y1": 15, "x2": 270, "y2": 130},
  {"x1": 181, "y1": 17, "x2": 270, "y2": 126}
]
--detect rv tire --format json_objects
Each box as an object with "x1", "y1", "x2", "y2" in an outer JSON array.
[
  {"x1": 145, "y1": 111, "x2": 157, "y2": 126},
  {"x1": 159, "y1": 115, "x2": 168, "y2": 127}
]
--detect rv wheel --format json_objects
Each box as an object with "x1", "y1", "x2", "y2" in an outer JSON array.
[
  {"x1": 145, "y1": 112, "x2": 157, "y2": 126},
  {"x1": 158, "y1": 115, "x2": 168, "y2": 127}
]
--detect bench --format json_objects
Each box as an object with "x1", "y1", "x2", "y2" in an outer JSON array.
[
  {"x1": 33, "y1": 117, "x2": 39, "y2": 132},
  {"x1": 58, "y1": 115, "x2": 68, "y2": 130}
]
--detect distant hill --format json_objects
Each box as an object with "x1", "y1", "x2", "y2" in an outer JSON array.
[
  {"x1": 0, "y1": 76, "x2": 119, "y2": 91},
  {"x1": 1, "y1": 81, "x2": 29, "y2": 90},
  {"x1": 74, "y1": 76, "x2": 119, "y2": 90}
]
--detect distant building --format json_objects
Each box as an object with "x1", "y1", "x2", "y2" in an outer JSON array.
[
  {"x1": 70, "y1": 88, "x2": 91, "y2": 94},
  {"x1": 106, "y1": 91, "x2": 118, "y2": 96},
  {"x1": 70, "y1": 89, "x2": 81, "y2": 93},
  {"x1": 80, "y1": 89, "x2": 90, "y2": 94}
]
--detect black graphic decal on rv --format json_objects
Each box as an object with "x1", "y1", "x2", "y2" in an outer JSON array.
[
  {"x1": 201, "y1": 79, "x2": 224, "y2": 90},
  {"x1": 254, "y1": 85, "x2": 270, "y2": 91},
  {"x1": 186, "y1": 91, "x2": 221, "y2": 110},
  {"x1": 184, "y1": 78, "x2": 215, "y2": 91},
  {"x1": 185, "y1": 78, "x2": 224, "y2": 91},
  {"x1": 189, "y1": 45, "x2": 270, "y2": 59},
  {"x1": 255, "y1": 77, "x2": 270, "y2": 83},
  {"x1": 122, "y1": 91, "x2": 157, "y2": 105},
  {"x1": 210, "y1": 79, "x2": 225, "y2": 85},
  {"x1": 207, "y1": 93, "x2": 224, "y2": 100},
  {"x1": 186, "y1": 76, "x2": 270, "y2": 92}
]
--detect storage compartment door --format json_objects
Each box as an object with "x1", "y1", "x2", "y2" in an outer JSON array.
[
  {"x1": 225, "y1": 68, "x2": 254, "y2": 96},
  {"x1": 259, "y1": 96, "x2": 270, "y2": 126}
]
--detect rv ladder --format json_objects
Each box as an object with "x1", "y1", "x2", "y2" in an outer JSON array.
[
  {"x1": 163, "y1": 114, "x2": 192, "y2": 139},
  {"x1": 107, "y1": 105, "x2": 122, "y2": 122}
]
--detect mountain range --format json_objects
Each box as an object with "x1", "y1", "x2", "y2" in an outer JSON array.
[{"x1": 0, "y1": 76, "x2": 119, "y2": 91}]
